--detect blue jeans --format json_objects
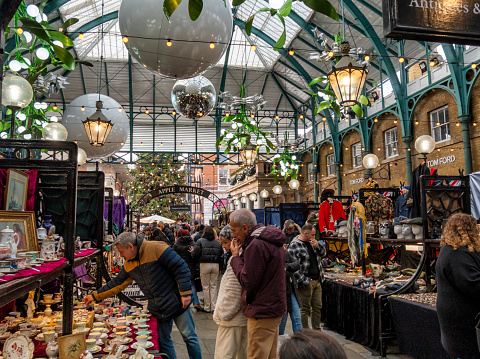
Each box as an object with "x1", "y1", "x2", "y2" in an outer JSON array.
[
  {"x1": 157, "y1": 309, "x2": 202, "y2": 359},
  {"x1": 279, "y1": 293, "x2": 302, "y2": 336},
  {"x1": 191, "y1": 283, "x2": 200, "y2": 306}
]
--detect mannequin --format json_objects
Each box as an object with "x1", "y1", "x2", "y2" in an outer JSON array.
[
  {"x1": 379, "y1": 221, "x2": 390, "y2": 239},
  {"x1": 337, "y1": 225, "x2": 347, "y2": 238},
  {"x1": 401, "y1": 224, "x2": 414, "y2": 240},
  {"x1": 411, "y1": 224, "x2": 423, "y2": 240},
  {"x1": 394, "y1": 225, "x2": 404, "y2": 239}
]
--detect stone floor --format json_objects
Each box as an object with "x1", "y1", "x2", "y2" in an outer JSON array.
[{"x1": 169, "y1": 308, "x2": 414, "y2": 359}]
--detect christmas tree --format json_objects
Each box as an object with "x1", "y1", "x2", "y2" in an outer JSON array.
[{"x1": 127, "y1": 154, "x2": 192, "y2": 222}]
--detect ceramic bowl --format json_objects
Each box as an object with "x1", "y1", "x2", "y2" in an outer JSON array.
[
  {"x1": 86, "y1": 338, "x2": 97, "y2": 349},
  {"x1": 89, "y1": 332, "x2": 102, "y2": 341},
  {"x1": 93, "y1": 322, "x2": 104, "y2": 328},
  {"x1": 136, "y1": 335, "x2": 148, "y2": 346},
  {"x1": 43, "y1": 294, "x2": 53, "y2": 301},
  {"x1": 137, "y1": 325, "x2": 149, "y2": 331},
  {"x1": 94, "y1": 314, "x2": 108, "y2": 322}
]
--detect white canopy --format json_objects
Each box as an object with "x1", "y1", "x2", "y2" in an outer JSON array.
[{"x1": 140, "y1": 215, "x2": 175, "y2": 224}]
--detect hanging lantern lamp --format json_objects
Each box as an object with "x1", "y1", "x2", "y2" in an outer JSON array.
[
  {"x1": 82, "y1": 101, "x2": 114, "y2": 146},
  {"x1": 239, "y1": 144, "x2": 258, "y2": 167},
  {"x1": 327, "y1": 42, "x2": 367, "y2": 107}
]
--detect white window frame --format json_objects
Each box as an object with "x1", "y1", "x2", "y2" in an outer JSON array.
[
  {"x1": 430, "y1": 105, "x2": 451, "y2": 143},
  {"x1": 218, "y1": 169, "x2": 229, "y2": 185},
  {"x1": 384, "y1": 127, "x2": 399, "y2": 159},
  {"x1": 326, "y1": 154, "x2": 335, "y2": 176},
  {"x1": 351, "y1": 142, "x2": 362, "y2": 168}
]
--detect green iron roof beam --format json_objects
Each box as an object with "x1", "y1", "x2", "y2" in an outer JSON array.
[
  {"x1": 294, "y1": 52, "x2": 327, "y2": 76},
  {"x1": 43, "y1": 0, "x2": 72, "y2": 15},
  {"x1": 79, "y1": 63, "x2": 87, "y2": 94},
  {"x1": 288, "y1": 9, "x2": 326, "y2": 51},
  {"x1": 272, "y1": 71, "x2": 307, "y2": 97},
  {"x1": 270, "y1": 72, "x2": 298, "y2": 111},
  {"x1": 275, "y1": 94, "x2": 283, "y2": 115},
  {"x1": 261, "y1": 73, "x2": 269, "y2": 95}
]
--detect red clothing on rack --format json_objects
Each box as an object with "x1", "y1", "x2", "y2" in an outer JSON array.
[{"x1": 318, "y1": 200, "x2": 346, "y2": 232}]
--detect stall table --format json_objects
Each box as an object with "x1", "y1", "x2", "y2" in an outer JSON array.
[{"x1": 388, "y1": 296, "x2": 449, "y2": 359}]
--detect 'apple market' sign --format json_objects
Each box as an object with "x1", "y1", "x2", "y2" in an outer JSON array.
[{"x1": 383, "y1": 0, "x2": 480, "y2": 45}]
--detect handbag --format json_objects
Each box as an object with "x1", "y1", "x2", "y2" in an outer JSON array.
[{"x1": 476, "y1": 312, "x2": 480, "y2": 353}]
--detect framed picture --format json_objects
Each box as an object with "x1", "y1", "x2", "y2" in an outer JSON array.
[
  {"x1": 4, "y1": 169, "x2": 29, "y2": 211},
  {"x1": 58, "y1": 332, "x2": 86, "y2": 359},
  {"x1": 0, "y1": 211, "x2": 38, "y2": 252}
]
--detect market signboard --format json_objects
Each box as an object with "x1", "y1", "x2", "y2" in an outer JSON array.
[
  {"x1": 170, "y1": 205, "x2": 191, "y2": 212},
  {"x1": 383, "y1": 0, "x2": 480, "y2": 45}
]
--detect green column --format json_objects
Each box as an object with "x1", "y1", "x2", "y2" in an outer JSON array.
[
  {"x1": 335, "y1": 163, "x2": 342, "y2": 195},
  {"x1": 402, "y1": 135, "x2": 413, "y2": 185},
  {"x1": 459, "y1": 114, "x2": 473, "y2": 174},
  {"x1": 313, "y1": 150, "x2": 319, "y2": 202}
]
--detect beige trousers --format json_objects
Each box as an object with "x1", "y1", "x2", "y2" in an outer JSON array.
[
  {"x1": 200, "y1": 262, "x2": 219, "y2": 312},
  {"x1": 297, "y1": 279, "x2": 322, "y2": 329},
  {"x1": 214, "y1": 325, "x2": 247, "y2": 359},
  {"x1": 247, "y1": 317, "x2": 282, "y2": 359}
]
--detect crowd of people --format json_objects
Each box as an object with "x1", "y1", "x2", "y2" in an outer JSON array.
[{"x1": 85, "y1": 210, "x2": 480, "y2": 359}]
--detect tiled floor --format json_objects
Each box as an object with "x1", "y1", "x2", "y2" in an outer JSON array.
[{"x1": 169, "y1": 308, "x2": 414, "y2": 359}]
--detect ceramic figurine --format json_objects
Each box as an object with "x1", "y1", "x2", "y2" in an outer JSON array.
[
  {"x1": 46, "y1": 341, "x2": 59, "y2": 359},
  {"x1": 6, "y1": 235, "x2": 19, "y2": 259},
  {"x1": 37, "y1": 226, "x2": 47, "y2": 240},
  {"x1": 1, "y1": 227, "x2": 19, "y2": 246},
  {"x1": 26, "y1": 290, "x2": 36, "y2": 320},
  {"x1": 379, "y1": 221, "x2": 390, "y2": 239}
]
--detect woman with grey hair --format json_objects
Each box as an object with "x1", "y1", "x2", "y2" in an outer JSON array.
[{"x1": 213, "y1": 224, "x2": 247, "y2": 359}]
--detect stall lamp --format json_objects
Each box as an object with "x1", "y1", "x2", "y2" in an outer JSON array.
[
  {"x1": 241, "y1": 196, "x2": 247, "y2": 204},
  {"x1": 273, "y1": 185, "x2": 282, "y2": 195},
  {"x1": 327, "y1": 43, "x2": 367, "y2": 107},
  {"x1": 249, "y1": 193, "x2": 257, "y2": 202},
  {"x1": 239, "y1": 145, "x2": 258, "y2": 168},
  {"x1": 82, "y1": 100, "x2": 113, "y2": 147},
  {"x1": 2, "y1": 74, "x2": 34, "y2": 138},
  {"x1": 415, "y1": 135, "x2": 435, "y2": 162},
  {"x1": 260, "y1": 189, "x2": 269, "y2": 198}
]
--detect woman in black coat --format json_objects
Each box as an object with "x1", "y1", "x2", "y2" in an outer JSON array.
[
  {"x1": 192, "y1": 226, "x2": 223, "y2": 313},
  {"x1": 436, "y1": 213, "x2": 480, "y2": 359},
  {"x1": 173, "y1": 229, "x2": 202, "y2": 311}
]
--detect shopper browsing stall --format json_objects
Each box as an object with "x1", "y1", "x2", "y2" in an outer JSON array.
[
  {"x1": 84, "y1": 232, "x2": 202, "y2": 359},
  {"x1": 288, "y1": 224, "x2": 326, "y2": 330},
  {"x1": 436, "y1": 213, "x2": 480, "y2": 359}
]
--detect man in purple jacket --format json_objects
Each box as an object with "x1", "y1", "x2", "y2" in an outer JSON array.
[{"x1": 230, "y1": 209, "x2": 286, "y2": 359}]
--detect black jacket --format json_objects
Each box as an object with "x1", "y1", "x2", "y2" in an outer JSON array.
[
  {"x1": 93, "y1": 237, "x2": 191, "y2": 321},
  {"x1": 436, "y1": 244, "x2": 480, "y2": 359},
  {"x1": 193, "y1": 233, "x2": 223, "y2": 264},
  {"x1": 173, "y1": 236, "x2": 197, "y2": 279},
  {"x1": 285, "y1": 250, "x2": 300, "y2": 313},
  {"x1": 193, "y1": 231, "x2": 203, "y2": 242},
  {"x1": 284, "y1": 228, "x2": 300, "y2": 245},
  {"x1": 406, "y1": 163, "x2": 431, "y2": 218},
  {"x1": 162, "y1": 226, "x2": 175, "y2": 247}
]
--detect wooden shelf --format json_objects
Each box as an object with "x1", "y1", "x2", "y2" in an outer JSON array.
[{"x1": 0, "y1": 250, "x2": 100, "y2": 307}]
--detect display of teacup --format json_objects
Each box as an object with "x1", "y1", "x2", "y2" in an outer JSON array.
[
  {"x1": 137, "y1": 325, "x2": 149, "y2": 332},
  {"x1": 115, "y1": 331, "x2": 127, "y2": 340},
  {"x1": 135, "y1": 308, "x2": 142, "y2": 315},
  {"x1": 20, "y1": 328, "x2": 32, "y2": 337},
  {"x1": 44, "y1": 331, "x2": 56, "y2": 344},
  {"x1": 19, "y1": 323, "x2": 31, "y2": 329},
  {"x1": 55, "y1": 325, "x2": 62, "y2": 334},
  {"x1": 100, "y1": 333, "x2": 109, "y2": 345},
  {"x1": 9, "y1": 312, "x2": 21, "y2": 318},
  {"x1": 75, "y1": 322, "x2": 87, "y2": 329},
  {"x1": 126, "y1": 316, "x2": 135, "y2": 325},
  {"x1": 136, "y1": 331, "x2": 150, "y2": 337},
  {"x1": 43, "y1": 294, "x2": 54, "y2": 301},
  {"x1": 55, "y1": 318, "x2": 63, "y2": 326},
  {"x1": 139, "y1": 314, "x2": 149, "y2": 320},
  {"x1": 42, "y1": 327, "x2": 55, "y2": 334},
  {"x1": 115, "y1": 326, "x2": 127, "y2": 333},
  {"x1": 136, "y1": 335, "x2": 148, "y2": 347},
  {"x1": 86, "y1": 339, "x2": 97, "y2": 349},
  {"x1": 93, "y1": 322, "x2": 104, "y2": 328},
  {"x1": 89, "y1": 332, "x2": 102, "y2": 341},
  {"x1": 137, "y1": 319, "x2": 148, "y2": 326},
  {"x1": 0, "y1": 261, "x2": 10, "y2": 269},
  {"x1": 25, "y1": 251, "x2": 39, "y2": 261},
  {"x1": 107, "y1": 317, "x2": 117, "y2": 325}
]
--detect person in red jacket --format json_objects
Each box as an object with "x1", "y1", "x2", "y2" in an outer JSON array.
[{"x1": 230, "y1": 209, "x2": 286, "y2": 359}]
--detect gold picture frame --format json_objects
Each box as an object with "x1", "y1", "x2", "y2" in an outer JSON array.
[
  {"x1": 4, "y1": 169, "x2": 29, "y2": 211},
  {"x1": 58, "y1": 332, "x2": 86, "y2": 359},
  {"x1": 0, "y1": 211, "x2": 38, "y2": 252}
]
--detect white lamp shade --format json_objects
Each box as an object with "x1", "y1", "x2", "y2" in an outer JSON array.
[
  {"x1": 77, "y1": 148, "x2": 87, "y2": 165},
  {"x1": 114, "y1": 190, "x2": 120, "y2": 196},
  {"x1": 42, "y1": 122, "x2": 68, "y2": 141},
  {"x1": 240, "y1": 196, "x2": 247, "y2": 204},
  {"x1": 260, "y1": 189, "x2": 269, "y2": 198},
  {"x1": 234, "y1": 199, "x2": 240, "y2": 206},
  {"x1": 415, "y1": 135, "x2": 436, "y2": 155},
  {"x1": 273, "y1": 185, "x2": 282, "y2": 195},
  {"x1": 2, "y1": 74, "x2": 33, "y2": 108},
  {"x1": 249, "y1": 193, "x2": 257, "y2": 202},
  {"x1": 362, "y1": 153, "x2": 379, "y2": 169},
  {"x1": 289, "y1": 179, "x2": 300, "y2": 190}
]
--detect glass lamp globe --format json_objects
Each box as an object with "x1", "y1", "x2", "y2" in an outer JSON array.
[
  {"x1": 113, "y1": 190, "x2": 120, "y2": 197},
  {"x1": 42, "y1": 122, "x2": 68, "y2": 141},
  {"x1": 289, "y1": 179, "x2": 300, "y2": 190},
  {"x1": 241, "y1": 196, "x2": 247, "y2": 204},
  {"x1": 415, "y1": 135, "x2": 436, "y2": 155},
  {"x1": 77, "y1": 147, "x2": 87, "y2": 165},
  {"x1": 273, "y1": 185, "x2": 283, "y2": 195},
  {"x1": 171, "y1": 76, "x2": 216, "y2": 120},
  {"x1": 363, "y1": 153, "x2": 379, "y2": 169},
  {"x1": 26, "y1": 4, "x2": 40, "y2": 17},
  {"x1": 260, "y1": 189, "x2": 269, "y2": 198},
  {"x1": 234, "y1": 199, "x2": 240, "y2": 206},
  {"x1": 249, "y1": 193, "x2": 257, "y2": 202},
  {"x1": 2, "y1": 74, "x2": 33, "y2": 109}
]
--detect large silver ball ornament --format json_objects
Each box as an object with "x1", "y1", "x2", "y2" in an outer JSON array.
[
  {"x1": 171, "y1": 76, "x2": 216, "y2": 120},
  {"x1": 62, "y1": 94, "x2": 129, "y2": 159},
  {"x1": 119, "y1": 0, "x2": 233, "y2": 79}
]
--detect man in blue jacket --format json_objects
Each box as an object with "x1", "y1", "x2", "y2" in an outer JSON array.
[{"x1": 84, "y1": 232, "x2": 202, "y2": 359}]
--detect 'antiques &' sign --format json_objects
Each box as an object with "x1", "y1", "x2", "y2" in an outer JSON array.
[{"x1": 383, "y1": 0, "x2": 480, "y2": 45}]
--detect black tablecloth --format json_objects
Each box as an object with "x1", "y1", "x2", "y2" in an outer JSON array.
[
  {"x1": 322, "y1": 279, "x2": 380, "y2": 350},
  {"x1": 388, "y1": 296, "x2": 449, "y2": 359}
]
